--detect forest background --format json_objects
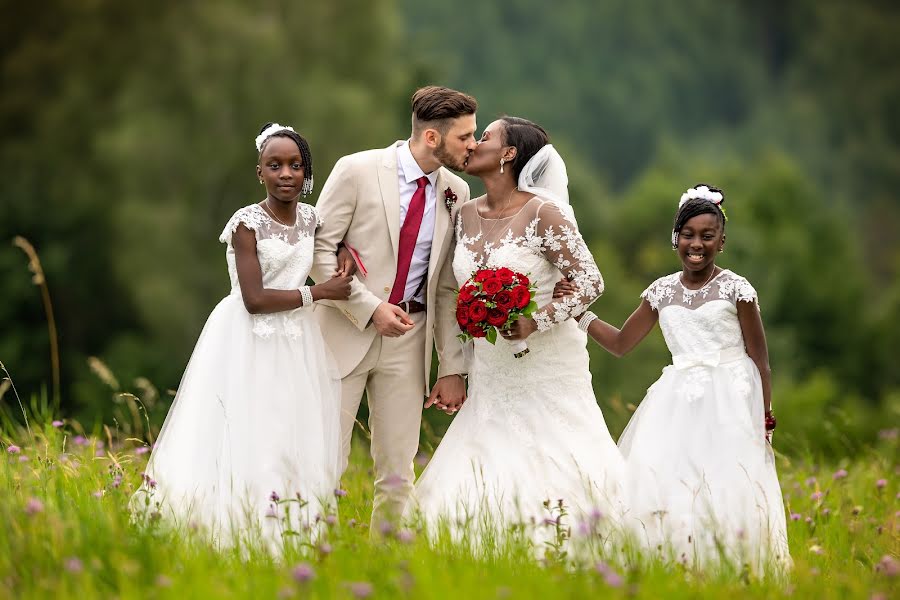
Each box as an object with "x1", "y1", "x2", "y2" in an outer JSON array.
[{"x1": 2, "y1": 0, "x2": 898, "y2": 458}]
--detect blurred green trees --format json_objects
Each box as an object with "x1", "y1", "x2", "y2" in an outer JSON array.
[{"x1": 2, "y1": 0, "x2": 897, "y2": 454}]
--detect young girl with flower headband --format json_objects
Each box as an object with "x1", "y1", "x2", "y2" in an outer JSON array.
[
  {"x1": 556, "y1": 184, "x2": 790, "y2": 572},
  {"x1": 133, "y1": 123, "x2": 354, "y2": 550}
]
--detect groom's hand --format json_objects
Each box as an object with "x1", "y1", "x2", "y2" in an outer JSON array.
[
  {"x1": 372, "y1": 302, "x2": 415, "y2": 337},
  {"x1": 426, "y1": 374, "x2": 466, "y2": 414}
]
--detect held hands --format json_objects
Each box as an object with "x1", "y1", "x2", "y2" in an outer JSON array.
[
  {"x1": 425, "y1": 374, "x2": 466, "y2": 414},
  {"x1": 553, "y1": 276, "x2": 577, "y2": 298},
  {"x1": 372, "y1": 302, "x2": 414, "y2": 337},
  {"x1": 311, "y1": 275, "x2": 353, "y2": 302}
]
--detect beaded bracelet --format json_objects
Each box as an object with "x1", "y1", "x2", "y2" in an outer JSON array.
[
  {"x1": 577, "y1": 311, "x2": 598, "y2": 333},
  {"x1": 299, "y1": 286, "x2": 314, "y2": 307}
]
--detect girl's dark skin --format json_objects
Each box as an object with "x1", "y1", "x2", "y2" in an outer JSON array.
[
  {"x1": 555, "y1": 212, "x2": 773, "y2": 418},
  {"x1": 233, "y1": 136, "x2": 353, "y2": 314}
]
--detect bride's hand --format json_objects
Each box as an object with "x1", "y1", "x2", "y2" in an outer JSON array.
[
  {"x1": 502, "y1": 316, "x2": 537, "y2": 341},
  {"x1": 552, "y1": 277, "x2": 577, "y2": 298}
]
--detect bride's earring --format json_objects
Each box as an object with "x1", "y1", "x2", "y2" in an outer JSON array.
[
  {"x1": 259, "y1": 179, "x2": 264, "y2": 185},
  {"x1": 499, "y1": 158, "x2": 505, "y2": 174}
]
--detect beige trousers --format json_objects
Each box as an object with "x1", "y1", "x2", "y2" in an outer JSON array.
[{"x1": 339, "y1": 311, "x2": 426, "y2": 529}]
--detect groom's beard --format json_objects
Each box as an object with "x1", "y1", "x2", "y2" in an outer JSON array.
[{"x1": 434, "y1": 140, "x2": 466, "y2": 172}]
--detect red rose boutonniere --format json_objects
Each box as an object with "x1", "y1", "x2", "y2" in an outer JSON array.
[{"x1": 444, "y1": 187, "x2": 458, "y2": 212}]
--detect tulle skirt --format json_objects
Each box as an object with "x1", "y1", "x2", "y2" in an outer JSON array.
[
  {"x1": 617, "y1": 350, "x2": 791, "y2": 572},
  {"x1": 131, "y1": 295, "x2": 342, "y2": 550},
  {"x1": 409, "y1": 321, "x2": 627, "y2": 551}
]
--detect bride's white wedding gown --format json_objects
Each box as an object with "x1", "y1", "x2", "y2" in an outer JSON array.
[
  {"x1": 411, "y1": 197, "x2": 626, "y2": 543},
  {"x1": 132, "y1": 203, "x2": 341, "y2": 549}
]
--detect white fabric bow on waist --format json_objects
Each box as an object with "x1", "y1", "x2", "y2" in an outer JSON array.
[{"x1": 672, "y1": 346, "x2": 746, "y2": 370}]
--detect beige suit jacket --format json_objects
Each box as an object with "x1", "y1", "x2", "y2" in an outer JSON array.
[{"x1": 310, "y1": 141, "x2": 469, "y2": 393}]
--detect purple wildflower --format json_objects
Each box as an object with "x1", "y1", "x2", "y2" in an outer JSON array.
[
  {"x1": 875, "y1": 479, "x2": 887, "y2": 489},
  {"x1": 832, "y1": 469, "x2": 848, "y2": 480},
  {"x1": 317, "y1": 542, "x2": 332, "y2": 556},
  {"x1": 348, "y1": 582, "x2": 373, "y2": 598},
  {"x1": 804, "y1": 477, "x2": 816, "y2": 486},
  {"x1": 876, "y1": 554, "x2": 898, "y2": 577},
  {"x1": 270, "y1": 491, "x2": 280, "y2": 502},
  {"x1": 292, "y1": 562, "x2": 315, "y2": 583},
  {"x1": 325, "y1": 514, "x2": 337, "y2": 526},
  {"x1": 810, "y1": 491, "x2": 823, "y2": 501},
  {"x1": 25, "y1": 498, "x2": 44, "y2": 515},
  {"x1": 378, "y1": 520, "x2": 393, "y2": 536},
  {"x1": 19, "y1": 455, "x2": 29, "y2": 462},
  {"x1": 52, "y1": 420, "x2": 64, "y2": 428},
  {"x1": 7, "y1": 445, "x2": 20, "y2": 454},
  {"x1": 397, "y1": 529, "x2": 416, "y2": 544},
  {"x1": 64, "y1": 557, "x2": 83, "y2": 573},
  {"x1": 334, "y1": 488, "x2": 348, "y2": 498},
  {"x1": 72, "y1": 435, "x2": 88, "y2": 446},
  {"x1": 790, "y1": 513, "x2": 801, "y2": 521},
  {"x1": 135, "y1": 446, "x2": 150, "y2": 455}
]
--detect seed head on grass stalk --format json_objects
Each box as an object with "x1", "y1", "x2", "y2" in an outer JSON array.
[{"x1": 12, "y1": 236, "x2": 60, "y2": 411}]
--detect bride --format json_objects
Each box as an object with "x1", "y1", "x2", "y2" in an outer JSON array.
[{"x1": 411, "y1": 117, "x2": 626, "y2": 547}]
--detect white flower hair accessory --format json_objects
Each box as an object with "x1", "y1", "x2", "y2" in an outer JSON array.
[
  {"x1": 679, "y1": 185, "x2": 724, "y2": 208},
  {"x1": 255, "y1": 123, "x2": 296, "y2": 152}
]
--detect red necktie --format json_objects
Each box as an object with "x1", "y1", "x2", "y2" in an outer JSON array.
[{"x1": 389, "y1": 176, "x2": 429, "y2": 304}]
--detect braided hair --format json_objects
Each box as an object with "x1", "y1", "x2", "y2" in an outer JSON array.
[
  {"x1": 257, "y1": 122, "x2": 314, "y2": 196},
  {"x1": 671, "y1": 183, "x2": 726, "y2": 248}
]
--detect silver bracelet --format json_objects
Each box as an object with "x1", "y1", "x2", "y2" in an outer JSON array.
[
  {"x1": 577, "y1": 311, "x2": 598, "y2": 333},
  {"x1": 299, "y1": 286, "x2": 314, "y2": 307}
]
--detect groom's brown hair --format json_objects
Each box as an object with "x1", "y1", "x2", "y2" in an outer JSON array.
[{"x1": 411, "y1": 86, "x2": 477, "y2": 135}]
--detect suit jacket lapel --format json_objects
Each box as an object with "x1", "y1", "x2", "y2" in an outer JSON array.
[
  {"x1": 427, "y1": 168, "x2": 452, "y2": 287},
  {"x1": 378, "y1": 142, "x2": 403, "y2": 258}
]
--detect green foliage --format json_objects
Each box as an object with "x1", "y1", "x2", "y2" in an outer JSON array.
[{"x1": 2, "y1": 0, "x2": 898, "y2": 460}]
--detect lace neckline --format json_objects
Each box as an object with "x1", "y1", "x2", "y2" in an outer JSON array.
[
  {"x1": 679, "y1": 268, "x2": 729, "y2": 295},
  {"x1": 475, "y1": 195, "x2": 538, "y2": 221},
  {"x1": 256, "y1": 201, "x2": 302, "y2": 228}
]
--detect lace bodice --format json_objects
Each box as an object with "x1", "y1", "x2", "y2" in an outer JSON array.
[
  {"x1": 218, "y1": 203, "x2": 320, "y2": 339},
  {"x1": 219, "y1": 203, "x2": 320, "y2": 291},
  {"x1": 642, "y1": 269, "x2": 758, "y2": 357},
  {"x1": 453, "y1": 196, "x2": 604, "y2": 331}
]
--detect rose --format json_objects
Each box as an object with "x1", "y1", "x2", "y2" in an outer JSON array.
[
  {"x1": 474, "y1": 269, "x2": 495, "y2": 283},
  {"x1": 487, "y1": 308, "x2": 508, "y2": 327},
  {"x1": 467, "y1": 323, "x2": 486, "y2": 338},
  {"x1": 516, "y1": 274, "x2": 530, "y2": 287},
  {"x1": 496, "y1": 267, "x2": 515, "y2": 286},
  {"x1": 513, "y1": 285, "x2": 531, "y2": 309},
  {"x1": 482, "y1": 277, "x2": 503, "y2": 296},
  {"x1": 494, "y1": 290, "x2": 515, "y2": 312},
  {"x1": 456, "y1": 306, "x2": 470, "y2": 326},
  {"x1": 468, "y1": 301, "x2": 488, "y2": 323},
  {"x1": 458, "y1": 284, "x2": 476, "y2": 304}
]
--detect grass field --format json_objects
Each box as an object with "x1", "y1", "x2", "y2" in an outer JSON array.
[{"x1": 1, "y1": 419, "x2": 897, "y2": 599}]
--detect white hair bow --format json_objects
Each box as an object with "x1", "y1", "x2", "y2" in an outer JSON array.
[{"x1": 255, "y1": 123, "x2": 296, "y2": 152}]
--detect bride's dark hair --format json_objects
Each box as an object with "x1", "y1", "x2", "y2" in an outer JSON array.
[{"x1": 499, "y1": 116, "x2": 549, "y2": 181}]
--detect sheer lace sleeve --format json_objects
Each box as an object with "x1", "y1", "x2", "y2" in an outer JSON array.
[
  {"x1": 529, "y1": 201, "x2": 605, "y2": 332},
  {"x1": 219, "y1": 205, "x2": 266, "y2": 244},
  {"x1": 719, "y1": 272, "x2": 760, "y2": 309},
  {"x1": 640, "y1": 274, "x2": 677, "y2": 311}
]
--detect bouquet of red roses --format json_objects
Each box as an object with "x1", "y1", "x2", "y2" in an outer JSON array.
[{"x1": 455, "y1": 267, "x2": 537, "y2": 358}]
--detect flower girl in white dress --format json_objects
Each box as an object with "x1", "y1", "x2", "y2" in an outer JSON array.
[
  {"x1": 558, "y1": 184, "x2": 790, "y2": 573},
  {"x1": 133, "y1": 124, "x2": 353, "y2": 549}
]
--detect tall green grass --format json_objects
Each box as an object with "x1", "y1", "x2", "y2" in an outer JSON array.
[{"x1": 1, "y1": 418, "x2": 896, "y2": 599}]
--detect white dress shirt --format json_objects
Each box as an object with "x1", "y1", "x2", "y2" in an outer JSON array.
[{"x1": 396, "y1": 141, "x2": 438, "y2": 303}]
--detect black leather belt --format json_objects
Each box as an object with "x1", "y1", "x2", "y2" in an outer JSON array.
[{"x1": 394, "y1": 300, "x2": 426, "y2": 314}]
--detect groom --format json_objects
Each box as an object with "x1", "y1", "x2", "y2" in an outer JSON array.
[{"x1": 311, "y1": 86, "x2": 477, "y2": 526}]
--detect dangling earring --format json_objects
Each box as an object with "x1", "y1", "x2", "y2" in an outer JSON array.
[
  {"x1": 499, "y1": 158, "x2": 505, "y2": 174},
  {"x1": 718, "y1": 247, "x2": 724, "y2": 253},
  {"x1": 259, "y1": 179, "x2": 264, "y2": 185}
]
